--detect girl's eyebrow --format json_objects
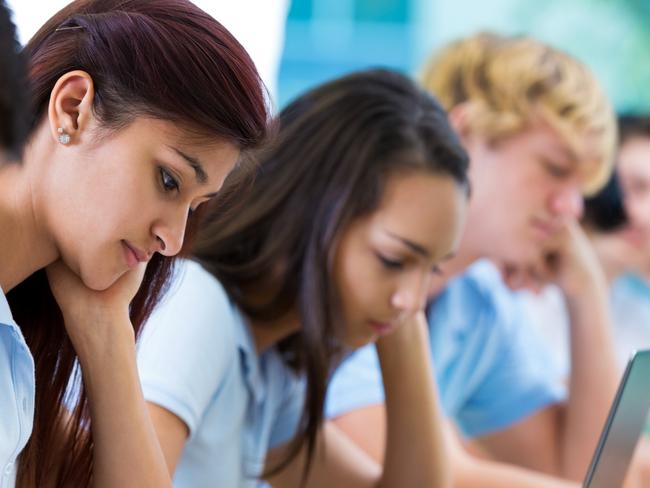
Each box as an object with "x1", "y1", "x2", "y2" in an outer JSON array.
[
  {"x1": 385, "y1": 231, "x2": 429, "y2": 258},
  {"x1": 171, "y1": 147, "x2": 208, "y2": 184}
]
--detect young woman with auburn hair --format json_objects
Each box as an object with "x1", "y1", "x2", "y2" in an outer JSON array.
[
  {"x1": 136, "y1": 68, "x2": 469, "y2": 486},
  {"x1": 0, "y1": 1, "x2": 268, "y2": 486}
]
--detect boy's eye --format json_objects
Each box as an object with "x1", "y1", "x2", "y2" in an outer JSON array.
[
  {"x1": 430, "y1": 265, "x2": 444, "y2": 276},
  {"x1": 542, "y1": 160, "x2": 571, "y2": 179},
  {"x1": 160, "y1": 168, "x2": 180, "y2": 192}
]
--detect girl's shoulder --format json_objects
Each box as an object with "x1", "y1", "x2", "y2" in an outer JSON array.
[{"x1": 139, "y1": 259, "x2": 243, "y2": 371}]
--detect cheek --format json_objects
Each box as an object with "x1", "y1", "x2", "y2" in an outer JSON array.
[
  {"x1": 335, "y1": 246, "x2": 378, "y2": 316},
  {"x1": 629, "y1": 195, "x2": 650, "y2": 226}
]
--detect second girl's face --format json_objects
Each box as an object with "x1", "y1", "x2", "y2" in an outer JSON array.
[
  {"x1": 334, "y1": 170, "x2": 467, "y2": 348},
  {"x1": 38, "y1": 118, "x2": 238, "y2": 290}
]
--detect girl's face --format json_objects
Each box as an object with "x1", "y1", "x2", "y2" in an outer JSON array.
[
  {"x1": 35, "y1": 117, "x2": 238, "y2": 290},
  {"x1": 334, "y1": 170, "x2": 467, "y2": 348}
]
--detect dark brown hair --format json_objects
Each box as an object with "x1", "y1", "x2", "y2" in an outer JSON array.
[
  {"x1": 618, "y1": 114, "x2": 650, "y2": 145},
  {"x1": 0, "y1": 0, "x2": 28, "y2": 159},
  {"x1": 582, "y1": 114, "x2": 650, "y2": 232},
  {"x1": 193, "y1": 68, "x2": 469, "y2": 478},
  {"x1": 7, "y1": 1, "x2": 268, "y2": 486}
]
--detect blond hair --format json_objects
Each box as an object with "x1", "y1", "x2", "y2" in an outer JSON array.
[{"x1": 421, "y1": 32, "x2": 616, "y2": 194}]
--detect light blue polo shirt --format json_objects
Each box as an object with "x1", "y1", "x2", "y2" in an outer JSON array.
[
  {"x1": 137, "y1": 260, "x2": 305, "y2": 487},
  {"x1": 326, "y1": 259, "x2": 566, "y2": 438},
  {"x1": 0, "y1": 289, "x2": 35, "y2": 488}
]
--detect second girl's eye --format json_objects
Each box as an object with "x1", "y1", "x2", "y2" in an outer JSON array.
[
  {"x1": 160, "y1": 168, "x2": 180, "y2": 192},
  {"x1": 377, "y1": 253, "x2": 404, "y2": 270}
]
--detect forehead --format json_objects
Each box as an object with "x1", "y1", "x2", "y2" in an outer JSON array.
[
  {"x1": 506, "y1": 120, "x2": 604, "y2": 186},
  {"x1": 152, "y1": 120, "x2": 240, "y2": 156},
  {"x1": 368, "y1": 171, "x2": 466, "y2": 253},
  {"x1": 116, "y1": 118, "x2": 241, "y2": 177},
  {"x1": 619, "y1": 137, "x2": 650, "y2": 173}
]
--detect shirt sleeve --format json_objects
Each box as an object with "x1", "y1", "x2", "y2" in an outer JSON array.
[
  {"x1": 454, "y1": 272, "x2": 567, "y2": 438},
  {"x1": 324, "y1": 344, "x2": 385, "y2": 420},
  {"x1": 137, "y1": 260, "x2": 238, "y2": 438}
]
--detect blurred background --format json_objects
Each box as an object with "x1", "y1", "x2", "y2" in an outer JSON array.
[
  {"x1": 7, "y1": 0, "x2": 650, "y2": 111},
  {"x1": 278, "y1": 0, "x2": 650, "y2": 110}
]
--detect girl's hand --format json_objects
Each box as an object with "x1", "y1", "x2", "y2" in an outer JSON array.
[{"x1": 46, "y1": 260, "x2": 146, "y2": 357}]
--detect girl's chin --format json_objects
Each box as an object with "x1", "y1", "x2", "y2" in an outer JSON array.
[
  {"x1": 344, "y1": 332, "x2": 376, "y2": 350},
  {"x1": 80, "y1": 268, "x2": 124, "y2": 292}
]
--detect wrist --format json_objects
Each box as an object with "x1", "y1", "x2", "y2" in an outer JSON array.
[
  {"x1": 376, "y1": 313, "x2": 429, "y2": 364},
  {"x1": 561, "y1": 271, "x2": 608, "y2": 304},
  {"x1": 67, "y1": 313, "x2": 136, "y2": 367},
  {"x1": 560, "y1": 261, "x2": 608, "y2": 299}
]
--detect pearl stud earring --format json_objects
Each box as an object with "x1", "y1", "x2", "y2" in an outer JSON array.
[{"x1": 57, "y1": 127, "x2": 71, "y2": 145}]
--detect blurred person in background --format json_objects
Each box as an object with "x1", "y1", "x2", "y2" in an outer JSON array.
[
  {"x1": 518, "y1": 113, "x2": 650, "y2": 485},
  {"x1": 524, "y1": 115, "x2": 650, "y2": 373}
]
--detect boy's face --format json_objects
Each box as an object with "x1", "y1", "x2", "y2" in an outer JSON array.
[{"x1": 463, "y1": 120, "x2": 598, "y2": 265}]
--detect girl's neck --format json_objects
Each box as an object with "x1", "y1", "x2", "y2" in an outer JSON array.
[
  {"x1": 0, "y1": 157, "x2": 58, "y2": 292},
  {"x1": 249, "y1": 309, "x2": 300, "y2": 355}
]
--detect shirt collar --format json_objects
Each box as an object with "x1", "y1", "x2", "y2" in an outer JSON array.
[{"x1": 0, "y1": 286, "x2": 16, "y2": 327}]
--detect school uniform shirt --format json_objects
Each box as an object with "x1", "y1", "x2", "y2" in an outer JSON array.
[
  {"x1": 326, "y1": 259, "x2": 566, "y2": 438},
  {"x1": 137, "y1": 260, "x2": 305, "y2": 487},
  {"x1": 0, "y1": 288, "x2": 35, "y2": 488}
]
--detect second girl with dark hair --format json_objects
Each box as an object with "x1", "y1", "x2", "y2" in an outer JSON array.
[{"x1": 137, "y1": 68, "x2": 469, "y2": 486}]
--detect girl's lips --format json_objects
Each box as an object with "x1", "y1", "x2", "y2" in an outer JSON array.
[
  {"x1": 368, "y1": 321, "x2": 397, "y2": 337},
  {"x1": 122, "y1": 241, "x2": 145, "y2": 268}
]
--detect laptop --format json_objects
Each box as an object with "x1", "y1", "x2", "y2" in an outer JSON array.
[{"x1": 583, "y1": 349, "x2": 650, "y2": 487}]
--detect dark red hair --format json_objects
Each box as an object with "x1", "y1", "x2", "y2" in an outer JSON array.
[{"x1": 8, "y1": 1, "x2": 268, "y2": 486}]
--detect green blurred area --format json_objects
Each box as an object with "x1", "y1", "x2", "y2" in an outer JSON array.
[
  {"x1": 278, "y1": 0, "x2": 650, "y2": 113},
  {"x1": 509, "y1": 0, "x2": 650, "y2": 113}
]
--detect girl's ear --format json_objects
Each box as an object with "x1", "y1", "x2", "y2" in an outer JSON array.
[{"x1": 48, "y1": 70, "x2": 96, "y2": 145}]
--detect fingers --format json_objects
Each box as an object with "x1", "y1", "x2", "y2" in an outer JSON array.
[{"x1": 500, "y1": 260, "x2": 550, "y2": 293}]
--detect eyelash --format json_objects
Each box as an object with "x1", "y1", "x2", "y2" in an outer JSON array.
[
  {"x1": 377, "y1": 254, "x2": 404, "y2": 270},
  {"x1": 159, "y1": 167, "x2": 180, "y2": 193},
  {"x1": 543, "y1": 161, "x2": 571, "y2": 179},
  {"x1": 377, "y1": 253, "x2": 444, "y2": 276}
]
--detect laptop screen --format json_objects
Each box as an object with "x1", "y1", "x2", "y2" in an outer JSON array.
[{"x1": 584, "y1": 349, "x2": 650, "y2": 487}]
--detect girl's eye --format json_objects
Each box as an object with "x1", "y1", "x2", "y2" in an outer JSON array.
[
  {"x1": 160, "y1": 168, "x2": 180, "y2": 192},
  {"x1": 377, "y1": 253, "x2": 404, "y2": 270}
]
